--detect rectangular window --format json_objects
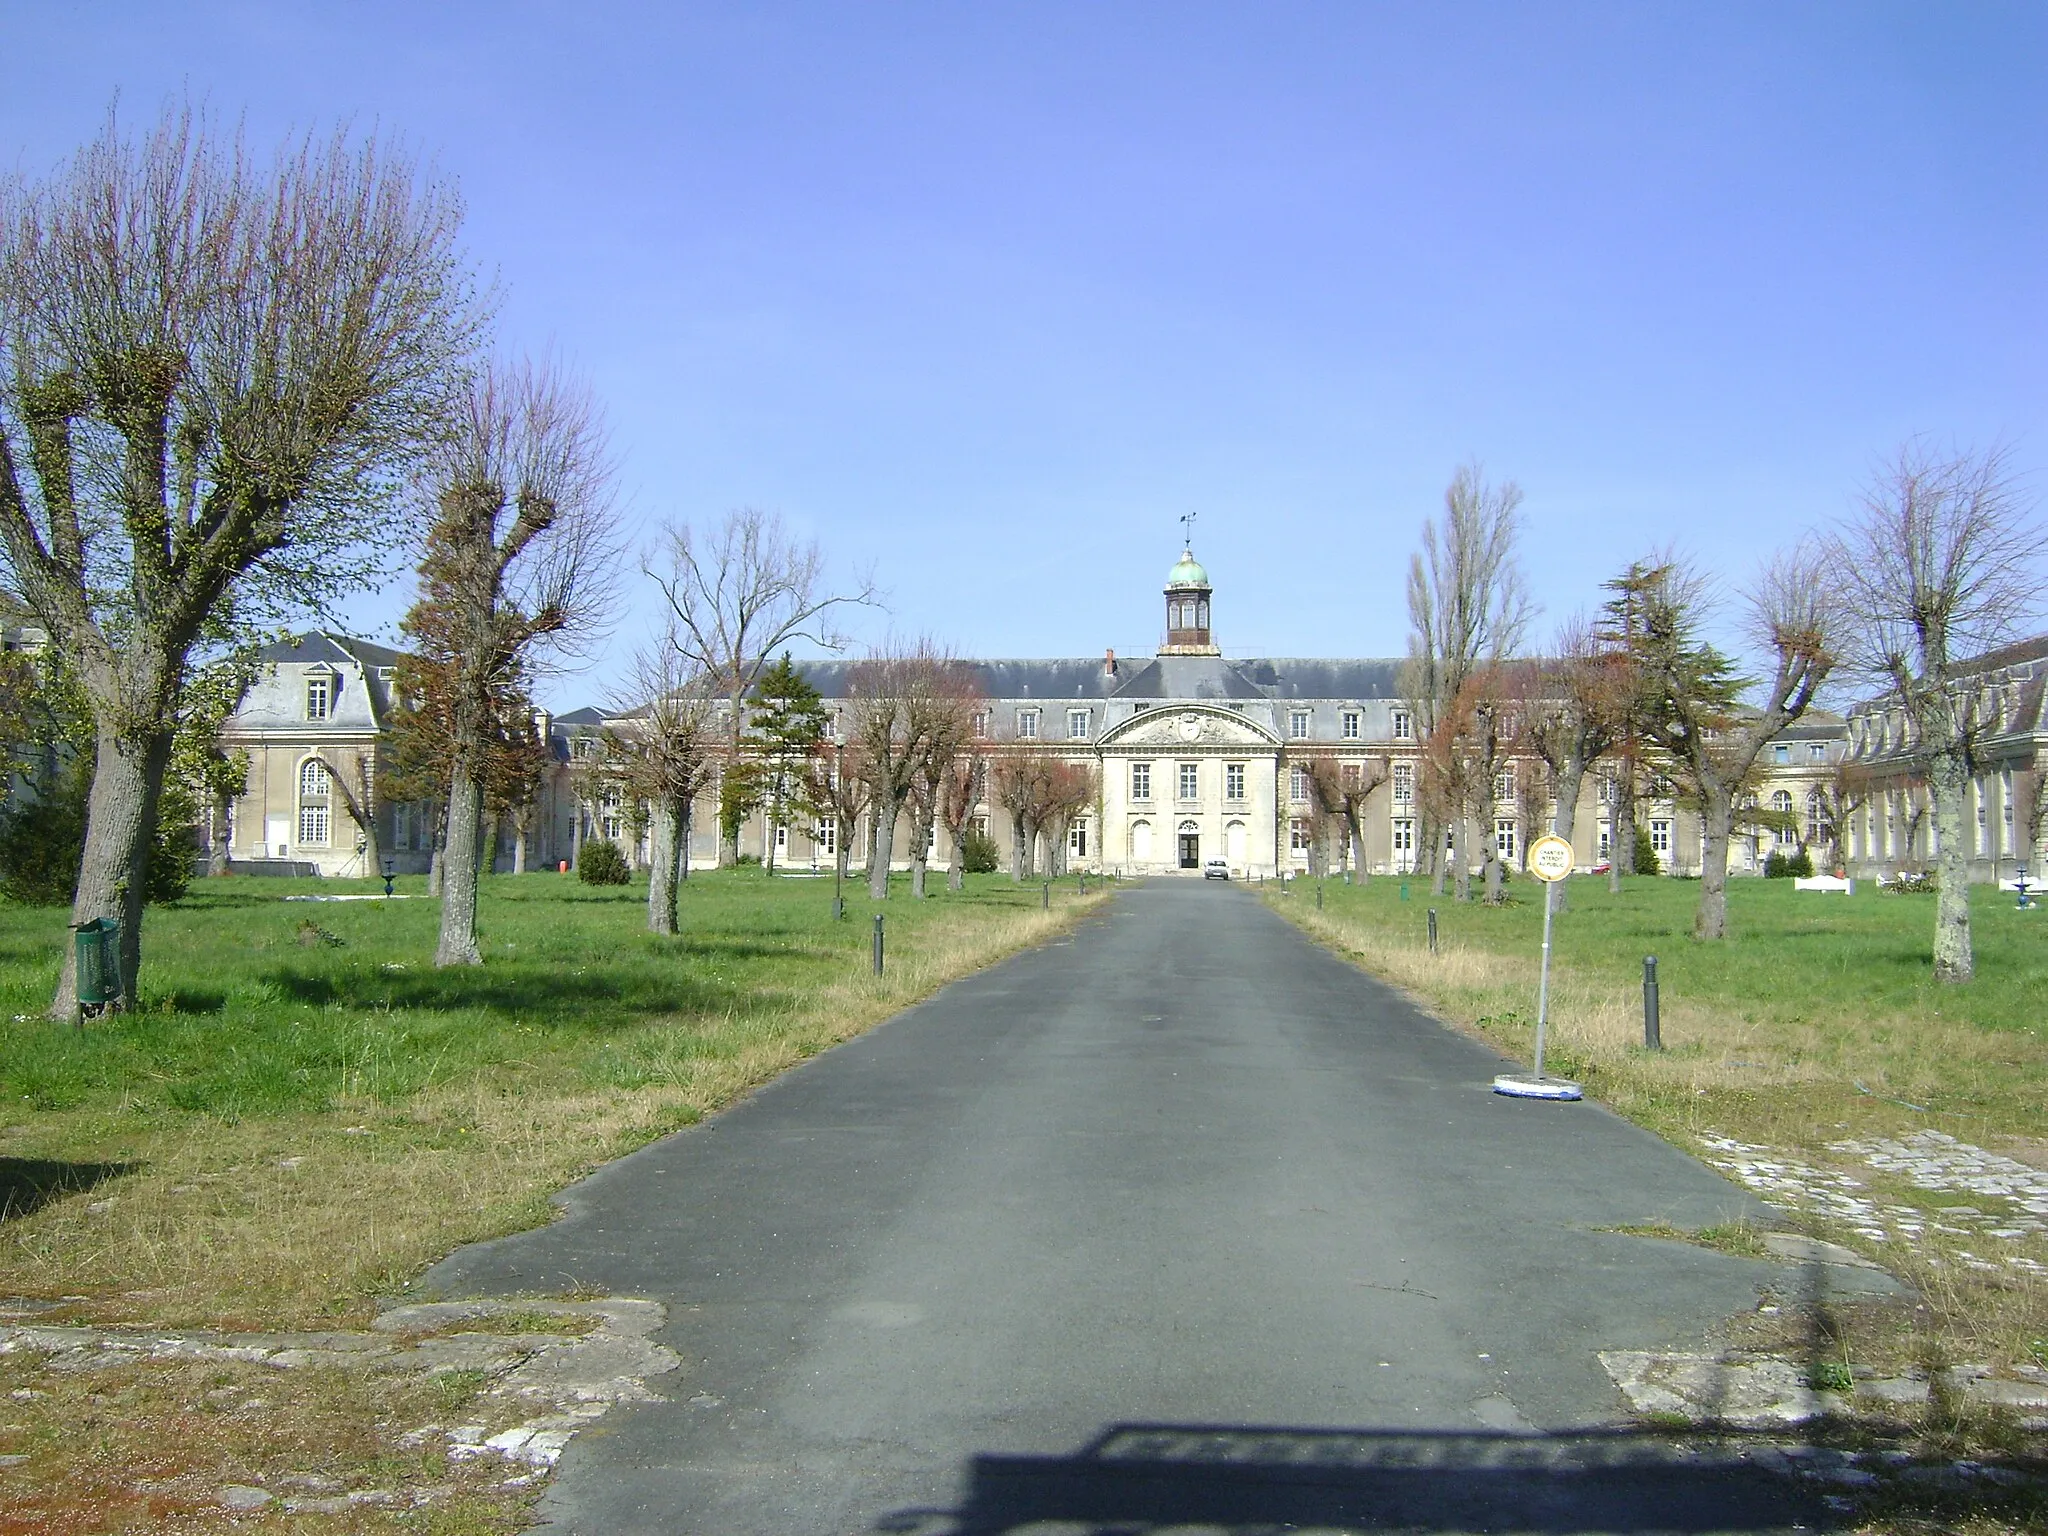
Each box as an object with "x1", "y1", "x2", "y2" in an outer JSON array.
[
  {"x1": 1289, "y1": 764, "x2": 1309, "y2": 802},
  {"x1": 1131, "y1": 762, "x2": 1151, "y2": 800},
  {"x1": 972, "y1": 710, "x2": 990, "y2": 739},
  {"x1": 1067, "y1": 708, "x2": 1090, "y2": 740},
  {"x1": 1016, "y1": 709, "x2": 1039, "y2": 740},
  {"x1": 774, "y1": 824, "x2": 789, "y2": 852},
  {"x1": 1651, "y1": 819, "x2": 1671, "y2": 854},
  {"x1": 1178, "y1": 761, "x2": 1199, "y2": 800},
  {"x1": 571, "y1": 736, "x2": 595, "y2": 760},
  {"x1": 1494, "y1": 765, "x2": 1515, "y2": 801},
  {"x1": 1392, "y1": 709, "x2": 1412, "y2": 740},
  {"x1": 1773, "y1": 743, "x2": 1790, "y2": 764},
  {"x1": 1392, "y1": 819, "x2": 1414, "y2": 856},
  {"x1": 1289, "y1": 709, "x2": 1310, "y2": 739},
  {"x1": 1809, "y1": 742, "x2": 1827, "y2": 761},
  {"x1": 305, "y1": 675, "x2": 331, "y2": 721},
  {"x1": 1290, "y1": 818, "x2": 1312, "y2": 852},
  {"x1": 1225, "y1": 763, "x2": 1246, "y2": 800},
  {"x1": 1598, "y1": 825, "x2": 1612, "y2": 858},
  {"x1": 971, "y1": 815, "x2": 988, "y2": 838},
  {"x1": 298, "y1": 804, "x2": 329, "y2": 846},
  {"x1": 393, "y1": 802, "x2": 410, "y2": 849},
  {"x1": 1495, "y1": 819, "x2": 1518, "y2": 864},
  {"x1": 1341, "y1": 710, "x2": 1360, "y2": 740},
  {"x1": 1392, "y1": 762, "x2": 1414, "y2": 803},
  {"x1": 1069, "y1": 819, "x2": 1089, "y2": 857},
  {"x1": 816, "y1": 821, "x2": 836, "y2": 856}
]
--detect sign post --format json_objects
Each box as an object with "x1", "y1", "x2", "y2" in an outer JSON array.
[{"x1": 1493, "y1": 835, "x2": 1583, "y2": 1102}]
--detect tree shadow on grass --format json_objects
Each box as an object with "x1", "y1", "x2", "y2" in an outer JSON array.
[
  {"x1": 269, "y1": 965, "x2": 755, "y2": 1033},
  {"x1": 0, "y1": 1157, "x2": 138, "y2": 1221}
]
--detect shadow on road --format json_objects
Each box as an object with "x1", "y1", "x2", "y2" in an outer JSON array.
[{"x1": 873, "y1": 1423, "x2": 1843, "y2": 1534}]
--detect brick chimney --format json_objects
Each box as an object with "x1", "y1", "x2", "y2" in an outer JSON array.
[{"x1": 1104, "y1": 648, "x2": 1117, "y2": 676}]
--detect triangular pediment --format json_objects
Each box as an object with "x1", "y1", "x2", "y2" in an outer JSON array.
[{"x1": 1100, "y1": 704, "x2": 1278, "y2": 750}]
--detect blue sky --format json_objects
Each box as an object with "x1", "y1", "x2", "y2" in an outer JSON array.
[{"x1": 6, "y1": 3, "x2": 2045, "y2": 703}]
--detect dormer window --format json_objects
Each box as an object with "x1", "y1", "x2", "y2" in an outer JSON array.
[
  {"x1": 1016, "y1": 709, "x2": 1039, "y2": 740},
  {"x1": 1392, "y1": 709, "x2": 1413, "y2": 741},
  {"x1": 1341, "y1": 710, "x2": 1360, "y2": 740},
  {"x1": 1289, "y1": 709, "x2": 1310, "y2": 739},
  {"x1": 306, "y1": 673, "x2": 332, "y2": 721}
]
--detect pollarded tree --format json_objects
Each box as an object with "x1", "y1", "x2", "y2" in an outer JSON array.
[
  {"x1": 1039, "y1": 758, "x2": 1097, "y2": 878},
  {"x1": 1623, "y1": 552, "x2": 1837, "y2": 941},
  {"x1": 605, "y1": 638, "x2": 718, "y2": 934},
  {"x1": 992, "y1": 748, "x2": 1059, "y2": 881},
  {"x1": 0, "y1": 104, "x2": 476, "y2": 1015},
  {"x1": 1515, "y1": 617, "x2": 1632, "y2": 896},
  {"x1": 406, "y1": 357, "x2": 616, "y2": 967},
  {"x1": 1833, "y1": 442, "x2": 2041, "y2": 983},
  {"x1": 803, "y1": 737, "x2": 873, "y2": 895},
  {"x1": 1295, "y1": 751, "x2": 1390, "y2": 882},
  {"x1": 653, "y1": 508, "x2": 877, "y2": 866},
  {"x1": 903, "y1": 659, "x2": 982, "y2": 897},
  {"x1": 848, "y1": 644, "x2": 954, "y2": 899},
  {"x1": 936, "y1": 747, "x2": 988, "y2": 892}
]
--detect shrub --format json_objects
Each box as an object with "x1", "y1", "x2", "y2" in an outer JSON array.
[
  {"x1": 1764, "y1": 851, "x2": 1789, "y2": 879},
  {"x1": 1788, "y1": 847, "x2": 1814, "y2": 878},
  {"x1": 960, "y1": 827, "x2": 1000, "y2": 874},
  {"x1": 0, "y1": 760, "x2": 191, "y2": 906},
  {"x1": 1632, "y1": 826, "x2": 1660, "y2": 878},
  {"x1": 734, "y1": 852, "x2": 761, "y2": 866},
  {"x1": 1884, "y1": 869, "x2": 1938, "y2": 894},
  {"x1": 576, "y1": 839, "x2": 631, "y2": 886}
]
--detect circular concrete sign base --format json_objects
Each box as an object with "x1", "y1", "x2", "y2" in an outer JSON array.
[{"x1": 1493, "y1": 1073, "x2": 1583, "y2": 1101}]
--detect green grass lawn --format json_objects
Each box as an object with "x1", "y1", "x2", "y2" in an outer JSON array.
[{"x1": 1275, "y1": 873, "x2": 2048, "y2": 1401}]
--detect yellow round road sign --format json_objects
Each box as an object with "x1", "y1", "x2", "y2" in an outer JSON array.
[{"x1": 1526, "y1": 835, "x2": 1573, "y2": 883}]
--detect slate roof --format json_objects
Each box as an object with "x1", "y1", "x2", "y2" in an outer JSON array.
[
  {"x1": 254, "y1": 632, "x2": 406, "y2": 673},
  {"x1": 789, "y1": 655, "x2": 1407, "y2": 704}
]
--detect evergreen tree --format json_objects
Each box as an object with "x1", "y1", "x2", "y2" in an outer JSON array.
[{"x1": 745, "y1": 653, "x2": 828, "y2": 873}]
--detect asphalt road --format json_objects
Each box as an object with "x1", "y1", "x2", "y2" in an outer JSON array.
[{"x1": 426, "y1": 879, "x2": 1840, "y2": 1535}]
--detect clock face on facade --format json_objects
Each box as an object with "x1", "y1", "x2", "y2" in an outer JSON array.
[{"x1": 1177, "y1": 712, "x2": 1203, "y2": 742}]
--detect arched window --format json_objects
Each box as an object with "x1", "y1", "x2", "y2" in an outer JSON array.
[
  {"x1": 1771, "y1": 788, "x2": 1794, "y2": 845},
  {"x1": 297, "y1": 757, "x2": 332, "y2": 847}
]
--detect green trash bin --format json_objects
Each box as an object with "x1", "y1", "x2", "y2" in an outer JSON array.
[{"x1": 74, "y1": 917, "x2": 123, "y2": 1011}]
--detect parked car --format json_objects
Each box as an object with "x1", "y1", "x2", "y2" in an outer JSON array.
[{"x1": 1203, "y1": 858, "x2": 1230, "y2": 881}]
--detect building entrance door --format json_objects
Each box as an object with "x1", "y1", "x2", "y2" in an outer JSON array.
[{"x1": 1178, "y1": 832, "x2": 1199, "y2": 869}]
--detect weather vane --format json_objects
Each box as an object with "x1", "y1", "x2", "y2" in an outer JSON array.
[{"x1": 1179, "y1": 511, "x2": 1196, "y2": 549}]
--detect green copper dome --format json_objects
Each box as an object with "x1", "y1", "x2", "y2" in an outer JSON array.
[{"x1": 1166, "y1": 549, "x2": 1210, "y2": 588}]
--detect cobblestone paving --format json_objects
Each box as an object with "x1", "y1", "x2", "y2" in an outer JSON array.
[{"x1": 1698, "y1": 1128, "x2": 2048, "y2": 1277}]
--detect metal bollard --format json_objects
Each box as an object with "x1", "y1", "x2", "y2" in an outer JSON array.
[
  {"x1": 1427, "y1": 908, "x2": 1438, "y2": 953},
  {"x1": 1643, "y1": 955, "x2": 1661, "y2": 1050},
  {"x1": 1078, "y1": 873, "x2": 1086, "y2": 894},
  {"x1": 1043, "y1": 882, "x2": 1050, "y2": 910},
  {"x1": 872, "y1": 914, "x2": 885, "y2": 976},
  {"x1": 1316, "y1": 883, "x2": 1323, "y2": 910}
]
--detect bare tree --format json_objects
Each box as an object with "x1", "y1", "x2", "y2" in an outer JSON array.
[
  {"x1": 0, "y1": 104, "x2": 475, "y2": 1016},
  {"x1": 1518, "y1": 619, "x2": 1632, "y2": 884},
  {"x1": 903, "y1": 660, "x2": 981, "y2": 897},
  {"x1": 653, "y1": 508, "x2": 877, "y2": 866},
  {"x1": 1833, "y1": 442, "x2": 2040, "y2": 983},
  {"x1": 407, "y1": 357, "x2": 616, "y2": 967},
  {"x1": 606, "y1": 638, "x2": 718, "y2": 934},
  {"x1": 992, "y1": 748, "x2": 1060, "y2": 882},
  {"x1": 847, "y1": 643, "x2": 952, "y2": 899},
  {"x1": 936, "y1": 748, "x2": 987, "y2": 891},
  {"x1": 1624, "y1": 552, "x2": 1837, "y2": 941},
  {"x1": 804, "y1": 738, "x2": 872, "y2": 896},
  {"x1": 1402, "y1": 463, "x2": 1533, "y2": 903},
  {"x1": 1039, "y1": 758, "x2": 1097, "y2": 878}
]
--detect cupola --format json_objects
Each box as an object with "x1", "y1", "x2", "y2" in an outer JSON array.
[{"x1": 1161, "y1": 546, "x2": 1219, "y2": 656}]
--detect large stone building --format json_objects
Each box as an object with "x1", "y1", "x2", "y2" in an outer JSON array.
[{"x1": 215, "y1": 548, "x2": 1925, "y2": 883}]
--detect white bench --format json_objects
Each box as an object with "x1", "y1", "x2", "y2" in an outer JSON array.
[{"x1": 1794, "y1": 875, "x2": 1854, "y2": 894}]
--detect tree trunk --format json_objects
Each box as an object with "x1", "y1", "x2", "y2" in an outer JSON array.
[
  {"x1": 1929, "y1": 747, "x2": 1974, "y2": 983},
  {"x1": 646, "y1": 799, "x2": 678, "y2": 934},
  {"x1": 1481, "y1": 816, "x2": 1503, "y2": 905},
  {"x1": 209, "y1": 784, "x2": 232, "y2": 877},
  {"x1": 1452, "y1": 814, "x2": 1471, "y2": 903},
  {"x1": 1020, "y1": 817, "x2": 1040, "y2": 880},
  {"x1": 52, "y1": 722, "x2": 169, "y2": 1019},
  {"x1": 836, "y1": 812, "x2": 852, "y2": 892},
  {"x1": 1610, "y1": 760, "x2": 1636, "y2": 893},
  {"x1": 1344, "y1": 808, "x2": 1368, "y2": 884},
  {"x1": 1008, "y1": 810, "x2": 1029, "y2": 881},
  {"x1": 908, "y1": 801, "x2": 933, "y2": 899},
  {"x1": 677, "y1": 794, "x2": 694, "y2": 882},
  {"x1": 513, "y1": 810, "x2": 528, "y2": 875},
  {"x1": 1550, "y1": 757, "x2": 1587, "y2": 914},
  {"x1": 869, "y1": 794, "x2": 900, "y2": 899},
  {"x1": 436, "y1": 763, "x2": 485, "y2": 966},
  {"x1": 947, "y1": 823, "x2": 967, "y2": 891},
  {"x1": 1693, "y1": 786, "x2": 1736, "y2": 941},
  {"x1": 765, "y1": 773, "x2": 780, "y2": 875}
]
